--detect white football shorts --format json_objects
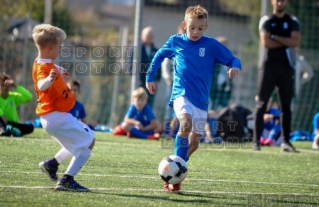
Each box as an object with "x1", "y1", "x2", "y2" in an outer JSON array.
[
  {"x1": 173, "y1": 96, "x2": 207, "y2": 135},
  {"x1": 40, "y1": 111, "x2": 95, "y2": 156}
]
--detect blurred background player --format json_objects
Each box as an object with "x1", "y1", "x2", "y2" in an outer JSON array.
[
  {"x1": 32, "y1": 24, "x2": 95, "y2": 192},
  {"x1": 138, "y1": 26, "x2": 161, "y2": 108},
  {"x1": 253, "y1": 0, "x2": 301, "y2": 152},
  {"x1": 312, "y1": 111, "x2": 319, "y2": 149},
  {"x1": 121, "y1": 87, "x2": 160, "y2": 140},
  {"x1": 67, "y1": 79, "x2": 95, "y2": 130},
  {"x1": 204, "y1": 110, "x2": 219, "y2": 143},
  {"x1": 260, "y1": 99, "x2": 281, "y2": 146},
  {"x1": 146, "y1": 5, "x2": 240, "y2": 192},
  {"x1": 0, "y1": 74, "x2": 34, "y2": 137},
  {"x1": 210, "y1": 37, "x2": 233, "y2": 111},
  {"x1": 161, "y1": 25, "x2": 186, "y2": 119}
]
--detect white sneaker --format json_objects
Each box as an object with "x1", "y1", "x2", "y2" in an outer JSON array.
[{"x1": 312, "y1": 142, "x2": 318, "y2": 149}]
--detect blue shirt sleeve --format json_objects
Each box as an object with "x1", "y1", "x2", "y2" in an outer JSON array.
[
  {"x1": 146, "y1": 36, "x2": 176, "y2": 82},
  {"x1": 213, "y1": 40, "x2": 242, "y2": 70},
  {"x1": 145, "y1": 105, "x2": 156, "y2": 121},
  {"x1": 79, "y1": 104, "x2": 86, "y2": 119},
  {"x1": 125, "y1": 104, "x2": 136, "y2": 118}
]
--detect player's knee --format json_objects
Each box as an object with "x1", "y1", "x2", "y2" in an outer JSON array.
[
  {"x1": 178, "y1": 113, "x2": 192, "y2": 133},
  {"x1": 88, "y1": 139, "x2": 95, "y2": 150},
  {"x1": 121, "y1": 122, "x2": 133, "y2": 132}
]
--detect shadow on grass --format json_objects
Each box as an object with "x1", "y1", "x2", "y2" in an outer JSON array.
[
  {"x1": 117, "y1": 193, "x2": 210, "y2": 204},
  {"x1": 89, "y1": 191, "x2": 246, "y2": 206}
]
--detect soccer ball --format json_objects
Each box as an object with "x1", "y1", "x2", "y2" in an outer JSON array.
[{"x1": 158, "y1": 155, "x2": 188, "y2": 184}]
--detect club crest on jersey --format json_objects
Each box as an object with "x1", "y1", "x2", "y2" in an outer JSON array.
[
  {"x1": 199, "y1": 48, "x2": 205, "y2": 57},
  {"x1": 283, "y1": 22, "x2": 288, "y2": 29}
]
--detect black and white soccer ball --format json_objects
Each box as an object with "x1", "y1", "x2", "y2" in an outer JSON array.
[{"x1": 158, "y1": 155, "x2": 188, "y2": 184}]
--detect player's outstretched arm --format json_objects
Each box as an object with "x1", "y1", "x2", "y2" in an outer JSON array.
[
  {"x1": 213, "y1": 39, "x2": 242, "y2": 79},
  {"x1": 227, "y1": 56, "x2": 241, "y2": 78},
  {"x1": 146, "y1": 36, "x2": 175, "y2": 93},
  {"x1": 37, "y1": 69, "x2": 57, "y2": 91}
]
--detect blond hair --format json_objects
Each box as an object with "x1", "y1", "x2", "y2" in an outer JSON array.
[
  {"x1": 184, "y1": 5, "x2": 208, "y2": 22},
  {"x1": 32, "y1": 24, "x2": 66, "y2": 48},
  {"x1": 132, "y1": 87, "x2": 148, "y2": 100}
]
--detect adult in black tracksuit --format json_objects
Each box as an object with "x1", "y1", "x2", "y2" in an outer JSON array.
[{"x1": 253, "y1": 0, "x2": 301, "y2": 152}]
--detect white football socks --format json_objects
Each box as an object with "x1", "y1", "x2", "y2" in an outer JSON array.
[
  {"x1": 54, "y1": 148, "x2": 72, "y2": 164},
  {"x1": 65, "y1": 148, "x2": 91, "y2": 176}
]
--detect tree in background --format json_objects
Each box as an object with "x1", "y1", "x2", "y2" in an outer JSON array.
[
  {"x1": 222, "y1": 0, "x2": 319, "y2": 50},
  {"x1": 0, "y1": 0, "x2": 78, "y2": 36}
]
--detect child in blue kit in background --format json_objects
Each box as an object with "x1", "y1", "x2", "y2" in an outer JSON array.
[
  {"x1": 121, "y1": 87, "x2": 160, "y2": 140},
  {"x1": 260, "y1": 106, "x2": 281, "y2": 146},
  {"x1": 67, "y1": 80, "x2": 95, "y2": 130},
  {"x1": 312, "y1": 112, "x2": 319, "y2": 149},
  {"x1": 146, "y1": 5, "x2": 241, "y2": 191}
]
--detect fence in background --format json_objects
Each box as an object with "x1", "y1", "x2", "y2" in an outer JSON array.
[{"x1": 0, "y1": 0, "x2": 318, "y2": 132}]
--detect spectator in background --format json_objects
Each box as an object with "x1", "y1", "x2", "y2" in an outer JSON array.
[
  {"x1": 210, "y1": 37, "x2": 233, "y2": 110},
  {"x1": 0, "y1": 74, "x2": 34, "y2": 137},
  {"x1": 294, "y1": 51, "x2": 314, "y2": 99},
  {"x1": 253, "y1": 0, "x2": 300, "y2": 152},
  {"x1": 139, "y1": 26, "x2": 161, "y2": 107},
  {"x1": 67, "y1": 80, "x2": 95, "y2": 130},
  {"x1": 161, "y1": 25, "x2": 186, "y2": 119}
]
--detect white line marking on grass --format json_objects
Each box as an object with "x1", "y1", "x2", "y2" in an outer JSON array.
[
  {"x1": 1, "y1": 170, "x2": 319, "y2": 188},
  {"x1": 0, "y1": 185, "x2": 318, "y2": 196},
  {"x1": 2, "y1": 137, "x2": 319, "y2": 154}
]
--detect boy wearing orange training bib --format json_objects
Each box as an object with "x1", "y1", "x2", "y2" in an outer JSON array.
[{"x1": 32, "y1": 24, "x2": 95, "y2": 192}]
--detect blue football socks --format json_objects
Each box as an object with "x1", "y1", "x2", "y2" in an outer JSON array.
[
  {"x1": 130, "y1": 128, "x2": 147, "y2": 139},
  {"x1": 174, "y1": 135, "x2": 189, "y2": 161}
]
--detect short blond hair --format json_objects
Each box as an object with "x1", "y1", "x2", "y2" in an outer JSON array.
[
  {"x1": 32, "y1": 24, "x2": 66, "y2": 48},
  {"x1": 185, "y1": 5, "x2": 208, "y2": 22},
  {"x1": 132, "y1": 87, "x2": 148, "y2": 100}
]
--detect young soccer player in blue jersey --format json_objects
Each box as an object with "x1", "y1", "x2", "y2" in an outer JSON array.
[
  {"x1": 67, "y1": 80, "x2": 86, "y2": 121},
  {"x1": 146, "y1": 5, "x2": 241, "y2": 191},
  {"x1": 121, "y1": 87, "x2": 160, "y2": 140},
  {"x1": 67, "y1": 80, "x2": 95, "y2": 130}
]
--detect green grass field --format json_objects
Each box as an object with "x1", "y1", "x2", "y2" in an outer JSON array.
[{"x1": 0, "y1": 129, "x2": 319, "y2": 207}]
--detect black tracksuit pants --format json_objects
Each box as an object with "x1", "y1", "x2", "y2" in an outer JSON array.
[
  {"x1": 0, "y1": 117, "x2": 34, "y2": 136},
  {"x1": 253, "y1": 60, "x2": 294, "y2": 144}
]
